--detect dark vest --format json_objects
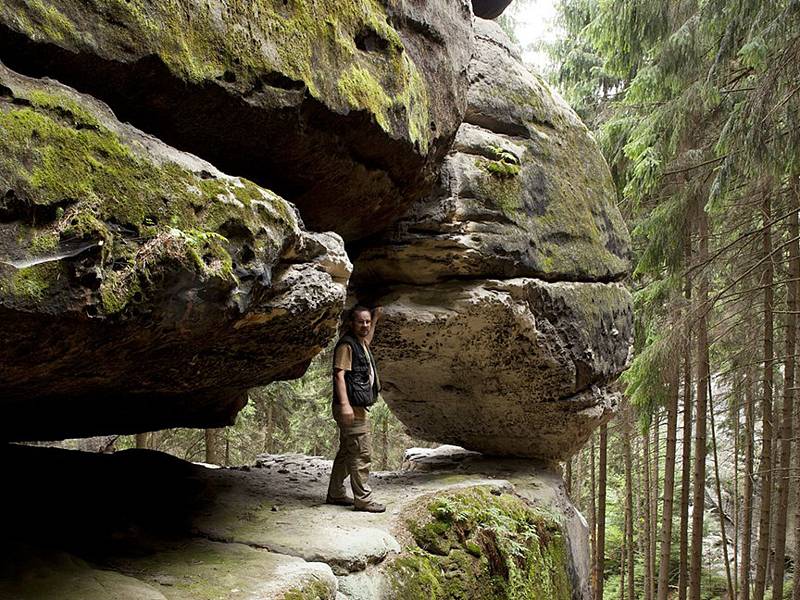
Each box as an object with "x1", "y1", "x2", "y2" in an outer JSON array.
[{"x1": 333, "y1": 333, "x2": 380, "y2": 407}]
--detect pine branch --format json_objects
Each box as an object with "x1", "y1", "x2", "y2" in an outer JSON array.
[{"x1": 662, "y1": 155, "x2": 726, "y2": 177}]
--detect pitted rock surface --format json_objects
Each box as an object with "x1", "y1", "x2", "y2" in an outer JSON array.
[
  {"x1": 371, "y1": 279, "x2": 628, "y2": 460},
  {"x1": 0, "y1": 0, "x2": 474, "y2": 240},
  {"x1": 0, "y1": 65, "x2": 349, "y2": 441},
  {"x1": 355, "y1": 20, "x2": 632, "y2": 461}
]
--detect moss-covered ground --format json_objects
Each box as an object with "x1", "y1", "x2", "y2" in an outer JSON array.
[
  {"x1": 282, "y1": 579, "x2": 334, "y2": 600},
  {"x1": 386, "y1": 487, "x2": 573, "y2": 600}
]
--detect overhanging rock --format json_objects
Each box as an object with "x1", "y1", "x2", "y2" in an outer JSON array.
[
  {"x1": 0, "y1": 0, "x2": 474, "y2": 241},
  {"x1": 0, "y1": 64, "x2": 350, "y2": 441}
]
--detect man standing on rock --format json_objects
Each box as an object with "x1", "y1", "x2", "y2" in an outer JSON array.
[{"x1": 326, "y1": 305, "x2": 385, "y2": 513}]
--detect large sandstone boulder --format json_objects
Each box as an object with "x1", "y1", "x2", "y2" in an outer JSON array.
[
  {"x1": 354, "y1": 20, "x2": 629, "y2": 285},
  {"x1": 0, "y1": 64, "x2": 349, "y2": 441},
  {"x1": 0, "y1": 0, "x2": 474, "y2": 240},
  {"x1": 372, "y1": 280, "x2": 630, "y2": 460},
  {"x1": 356, "y1": 20, "x2": 633, "y2": 461}
]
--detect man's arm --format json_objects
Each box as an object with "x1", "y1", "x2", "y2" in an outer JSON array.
[
  {"x1": 333, "y1": 368, "x2": 354, "y2": 426},
  {"x1": 364, "y1": 306, "x2": 382, "y2": 346}
]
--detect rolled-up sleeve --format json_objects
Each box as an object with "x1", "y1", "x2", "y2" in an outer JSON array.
[{"x1": 333, "y1": 344, "x2": 352, "y2": 371}]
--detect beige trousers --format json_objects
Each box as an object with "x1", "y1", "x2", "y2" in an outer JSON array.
[{"x1": 327, "y1": 407, "x2": 372, "y2": 507}]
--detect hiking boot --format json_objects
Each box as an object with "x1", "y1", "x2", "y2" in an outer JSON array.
[
  {"x1": 325, "y1": 495, "x2": 354, "y2": 506},
  {"x1": 354, "y1": 501, "x2": 386, "y2": 513}
]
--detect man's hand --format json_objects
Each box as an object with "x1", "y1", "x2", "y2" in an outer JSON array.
[
  {"x1": 365, "y1": 306, "x2": 382, "y2": 346},
  {"x1": 338, "y1": 402, "x2": 355, "y2": 427}
]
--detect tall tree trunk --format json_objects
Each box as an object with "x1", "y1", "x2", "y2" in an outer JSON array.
[
  {"x1": 794, "y1": 181, "x2": 800, "y2": 600},
  {"x1": 643, "y1": 425, "x2": 654, "y2": 600},
  {"x1": 619, "y1": 492, "x2": 628, "y2": 600},
  {"x1": 651, "y1": 414, "x2": 660, "y2": 600},
  {"x1": 709, "y1": 380, "x2": 735, "y2": 599},
  {"x1": 689, "y1": 205, "x2": 710, "y2": 600},
  {"x1": 733, "y1": 379, "x2": 740, "y2": 598},
  {"x1": 205, "y1": 428, "x2": 221, "y2": 465},
  {"x1": 772, "y1": 201, "x2": 798, "y2": 600},
  {"x1": 263, "y1": 400, "x2": 274, "y2": 453},
  {"x1": 740, "y1": 366, "x2": 756, "y2": 600},
  {"x1": 590, "y1": 433, "x2": 598, "y2": 593},
  {"x1": 679, "y1": 241, "x2": 694, "y2": 600},
  {"x1": 620, "y1": 528, "x2": 626, "y2": 600},
  {"x1": 624, "y1": 411, "x2": 636, "y2": 600},
  {"x1": 135, "y1": 432, "x2": 151, "y2": 449},
  {"x1": 636, "y1": 436, "x2": 647, "y2": 596},
  {"x1": 768, "y1": 393, "x2": 782, "y2": 585},
  {"x1": 657, "y1": 360, "x2": 680, "y2": 600},
  {"x1": 596, "y1": 423, "x2": 608, "y2": 600},
  {"x1": 754, "y1": 195, "x2": 775, "y2": 600}
]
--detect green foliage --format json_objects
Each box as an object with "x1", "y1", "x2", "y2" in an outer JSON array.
[
  {"x1": 737, "y1": 37, "x2": 768, "y2": 72},
  {"x1": 548, "y1": 3, "x2": 800, "y2": 596},
  {"x1": 764, "y1": 578, "x2": 795, "y2": 600},
  {"x1": 546, "y1": 0, "x2": 622, "y2": 124},
  {"x1": 548, "y1": 0, "x2": 800, "y2": 418},
  {"x1": 620, "y1": 330, "x2": 671, "y2": 427},
  {"x1": 496, "y1": 13, "x2": 521, "y2": 46}
]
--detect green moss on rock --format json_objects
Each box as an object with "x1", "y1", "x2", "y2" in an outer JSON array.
[
  {"x1": 486, "y1": 161, "x2": 521, "y2": 178},
  {"x1": 1, "y1": 0, "x2": 433, "y2": 151},
  {"x1": 0, "y1": 262, "x2": 62, "y2": 302},
  {"x1": 22, "y1": 0, "x2": 79, "y2": 44},
  {"x1": 386, "y1": 487, "x2": 573, "y2": 600},
  {"x1": 337, "y1": 65, "x2": 393, "y2": 132},
  {"x1": 28, "y1": 231, "x2": 60, "y2": 254},
  {"x1": 481, "y1": 144, "x2": 521, "y2": 179},
  {"x1": 474, "y1": 158, "x2": 524, "y2": 217},
  {"x1": 0, "y1": 79, "x2": 297, "y2": 315}
]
